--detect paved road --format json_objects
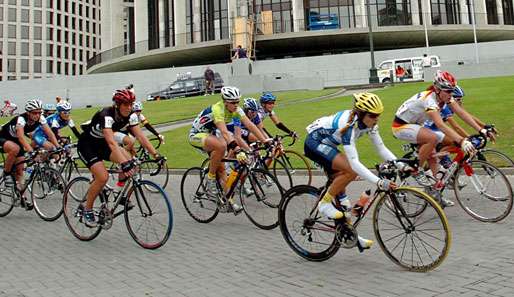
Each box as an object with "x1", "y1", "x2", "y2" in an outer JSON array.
[{"x1": 1, "y1": 175, "x2": 513, "y2": 297}]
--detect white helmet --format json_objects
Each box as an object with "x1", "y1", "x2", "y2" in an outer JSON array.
[
  {"x1": 133, "y1": 101, "x2": 143, "y2": 112},
  {"x1": 56, "y1": 101, "x2": 72, "y2": 112},
  {"x1": 221, "y1": 86, "x2": 241, "y2": 102},
  {"x1": 25, "y1": 99, "x2": 43, "y2": 112}
]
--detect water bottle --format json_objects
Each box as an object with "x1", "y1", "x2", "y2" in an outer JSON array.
[
  {"x1": 225, "y1": 170, "x2": 238, "y2": 189},
  {"x1": 352, "y1": 190, "x2": 371, "y2": 217}
]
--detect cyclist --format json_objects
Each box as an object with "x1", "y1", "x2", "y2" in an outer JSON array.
[
  {"x1": 1, "y1": 100, "x2": 17, "y2": 116},
  {"x1": 0, "y1": 99, "x2": 60, "y2": 210},
  {"x1": 188, "y1": 87, "x2": 270, "y2": 212},
  {"x1": 32, "y1": 101, "x2": 81, "y2": 150},
  {"x1": 43, "y1": 103, "x2": 57, "y2": 117},
  {"x1": 392, "y1": 71, "x2": 485, "y2": 189},
  {"x1": 77, "y1": 89, "x2": 162, "y2": 227},
  {"x1": 226, "y1": 97, "x2": 262, "y2": 145},
  {"x1": 304, "y1": 93, "x2": 398, "y2": 250},
  {"x1": 113, "y1": 101, "x2": 164, "y2": 156},
  {"x1": 258, "y1": 92, "x2": 298, "y2": 139}
]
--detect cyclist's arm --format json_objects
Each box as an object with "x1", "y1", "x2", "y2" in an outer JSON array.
[
  {"x1": 472, "y1": 115, "x2": 486, "y2": 128},
  {"x1": 233, "y1": 126, "x2": 250, "y2": 151},
  {"x1": 129, "y1": 125, "x2": 159, "y2": 157},
  {"x1": 241, "y1": 116, "x2": 268, "y2": 143},
  {"x1": 448, "y1": 101, "x2": 483, "y2": 133},
  {"x1": 70, "y1": 126, "x2": 82, "y2": 139},
  {"x1": 16, "y1": 127, "x2": 33, "y2": 153},
  {"x1": 103, "y1": 128, "x2": 131, "y2": 163},
  {"x1": 446, "y1": 116, "x2": 469, "y2": 138},
  {"x1": 342, "y1": 142, "x2": 380, "y2": 185},
  {"x1": 429, "y1": 111, "x2": 464, "y2": 144},
  {"x1": 215, "y1": 121, "x2": 235, "y2": 145},
  {"x1": 270, "y1": 113, "x2": 293, "y2": 135},
  {"x1": 143, "y1": 122, "x2": 160, "y2": 138},
  {"x1": 42, "y1": 124, "x2": 60, "y2": 147},
  {"x1": 368, "y1": 128, "x2": 396, "y2": 161}
]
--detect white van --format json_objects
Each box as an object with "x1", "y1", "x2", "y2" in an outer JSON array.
[{"x1": 377, "y1": 55, "x2": 441, "y2": 83}]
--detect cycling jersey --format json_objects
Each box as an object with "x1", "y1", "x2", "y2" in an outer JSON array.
[
  {"x1": 82, "y1": 107, "x2": 139, "y2": 139},
  {"x1": 305, "y1": 110, "x2": 395, "y2": 184},
  {"x1": 190, "y1": 100, "x2": 246, "y2": 135},
  {"x1": 257, "y1": 105, "x2": 275, "y2": 122},
  {"x1": 424, "y1": 104, "x2": 453, "y2": 131},
  {"x1": 395, "y1": 91, "x2": 440, "y2": 125},
  {"x1": 226, "y1": 114, "x2": 261, "y2": 137},
  {"x1": 0, "y1": 113, "x2": 47, "y2": 140},
  {"x1": 32, "y1": 113, "x2": 75, "y2": 146}
]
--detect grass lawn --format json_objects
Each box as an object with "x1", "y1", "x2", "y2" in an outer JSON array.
[
  {"x1": 159, "y1": 75, "x2": 514, "y2": 168},
  {"x1": 0, "y1": 88, "x2": 340, "y2": 127}
]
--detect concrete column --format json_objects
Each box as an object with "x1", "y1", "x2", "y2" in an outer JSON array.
[
  {"x1": 411, "y1": 0, "x2": 420, "y2": 25},
  {"x1": 174, "y1": 0, "x2": 187, "y2": 46},
  {"x1": 420, "y1": 0, "x2": 432, "y2": 26},
  {"x1": 474, "y1": 0, "x2": 488, "y2": 25},
  {"x1": 158, "y1": 0, "x2": 167, "y2": 47},
  {"x1": 460, "y1": 0, "x2": 470, "y2": 25},
  {"x1": 192, "y1": 0, "x2": 202, "y2": 43},
  {"x1": 228, "y1": 0, "x2": 238, "y2": 40},
  {"x1": 355, "y1": 0, "x2": 366, "y2": 28},
  {"x1": 497, "y1": 0, "x2": 504, "y2": 24},
  {"x1": 135, "y1": 0, "x2": 149, "y2": 52},
  {"x1": 292, "y1": 0, "x2": 305, "y2": 32},
  {"x1": 101, "y1": 0, "x2": 125, "y2": 51}
]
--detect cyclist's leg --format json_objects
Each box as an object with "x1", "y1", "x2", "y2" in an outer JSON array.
[
  {"x1": 417, "y1": 128, "x2": 439, "y2": 175},
  {"x1": 122, "y1": 135, "x2": 136, "y2": 157},
  {"x1": 1, "y1": 139, "x2": 20, "y2": 174},
  {"x1": 203, "y1": 135, "x2": 226, "y2": 178},
  {"x1": 393, "y1": 124, "x2": 437, "y2": 173}
]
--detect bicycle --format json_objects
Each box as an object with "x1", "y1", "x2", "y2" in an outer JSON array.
[
  {"x1": 181, "y1": 153, "x2": 284, "y2": 230},
  {"x1": 278, "y1": 161, "x2": 451, "y2": 272},
  {"x1": 0, "y1": 148, "x2": 66, "y2": 221},
  {"x1": 400, "y1": 134, "x2": 513, "y2": 222},
  {"x1": 62, "y1": 158, "x2": 173, "y2": 249}
]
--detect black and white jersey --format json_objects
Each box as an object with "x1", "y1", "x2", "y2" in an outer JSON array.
[{"x1": 82, "y1": 107, "x2": 139, "y2": 139}]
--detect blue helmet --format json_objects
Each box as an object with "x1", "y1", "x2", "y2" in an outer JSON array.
[
  {"x1": 42, "y1": 103, "x2": 56, "y2": 112},
  {"x1": 260, "y1": 92, "x2": 276, "y2": 103},
  {"x1": 452, "y1": 85, "x2": 465, "y2": 99},
  {"x1": 56, "y1": 101, "x2": 72, "y2": 112},
  {"x1": 243, "y1": 98, "x2": 259, "y2": 112}
]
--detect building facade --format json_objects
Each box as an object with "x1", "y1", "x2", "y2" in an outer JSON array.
[
  {"x1": 90, "y1": 0, "x2": 514, "y2": 73},
  {"x1": 0, "y1": 0, "x2": 101, "y2": 81}
]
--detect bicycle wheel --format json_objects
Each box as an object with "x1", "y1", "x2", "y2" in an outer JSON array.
[
  {"x1": 0, "y1": 174, "x2": 15, "y2": 217},
  {"x1": 453, "y1": 160, "x2": 513, "y2": 222},
  {"x1": 124, "y1": 180, "x2": 173, "y2": 249},
  {"x1": 240, "y1": 168, "x2": 282, "y2": 230},
  {"x1": 475, "y1": 149, "x2": 514, "y2": 169},
  {"x1": 31, "y1": 167, "x2": 66, "y2": 221},
  {"x1": 63, "y1": 176, "x2": 102, "y2": 241},
  {"x1": 278, "y1": 185, "x2": 340, "y2": 261},
  {"x1": 274, "y1": 150, "x2": 312, "y2": 187},
  {"x1": 373, "y1": 187, "x2": 451, "y2": 272},
  {"x1": 139, "y1": 160, "x2": 170, "y2": 192},
  {"x1": 180, "y1": 167, "x2": 219, "y2": 223},
  {"x1": 270, "y1": 158, "x2": 293, "y2": 189}
]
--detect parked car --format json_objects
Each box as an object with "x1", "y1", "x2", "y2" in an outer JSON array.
[
  {"x1": 377, "y1": 55, "x2": 441, "y2": 83},
  {"x1": 147, "y1": 73, "x2": 224, "y2": 100}
]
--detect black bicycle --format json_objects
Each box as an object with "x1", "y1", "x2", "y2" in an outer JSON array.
[
  {"x1": 0, "y1": 148, "x2": 66, "y2": 221},
  {"x1": 182, "y1": 154, "x2": 284, "y2": 230},
  {"x1": 63, "y1": 157, "x2": 173, "y2": 249}
]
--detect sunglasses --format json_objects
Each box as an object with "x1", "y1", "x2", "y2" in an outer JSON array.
[
  {"x1": 30, "y1": 110, "x2": 42, "y2": 115},
  {"x1": 227, "y1": 101, "x2": 240, "y2": 105},
  {"x1": 367, "y1": 113, "x2": 380, "y2": 119},
  {"x1": 61, "y1": 111, "x2": 71, "y2": 115}
]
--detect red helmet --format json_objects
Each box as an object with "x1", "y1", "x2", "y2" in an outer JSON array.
[
  {"x1": 433, "y1": 70, "x2": 457, "y2": 91},
  {"x1": 112, "y1": 89, "x2": 135, "y2": 104}
]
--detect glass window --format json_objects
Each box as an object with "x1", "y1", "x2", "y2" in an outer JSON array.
[
  {"x1": 57, "y1": 13, "x2": 61, "y2": 26},
  {"x1": 34, "y1": 26, "x2": 42, "y2": 40},
  {"x1": 8, "y1": 42, "x2": 16, "y2": 55},
  {"x1": 47, "y1": 60, "x2": 53, "y2": 73},
  {"x1": 34, "y1": 60, "x2": 42, "y2": 73},
  {"x1": 0, "y1": 7, "x2": 3, "y2": 21},
  {"x1": 21, "y1": 42, "x2": 29, "y2": 55},
  {"x1": 8, "y1": 24, "x2": 16, "y2": 38},
  {"x1": 21, "y1": 59, "x2": 29, "y2": 73},
  {"x1": 430, "y1": 0, "x2": 460, "y2": 24},
  {"x1": 8, "y1": 59, "x2": 16, "y2": 73},
  {"x1": 57, "y1": 29, "x2": 61, "y2": 42},
  {"x1": 34, "y1": 10, "x2": 43, "y2": 23},
  {"x1": 57, "y1": 61, "x2": 62, "y2": 74},
  {"x1": 47, "y1": 11, "x2": 53, "y2": 24},
  {"x1": 35, "y1": 0, "x2": 43, "y2": 7},
  {"x1": 72, "y1": 17, "x2": 76, "y2": 29},
  {"x1": 47, "y1": 27, "x2": 53, "y2": 40},
  {"x1": 65, "y1": 0, "x2": 69, "y2": 12},
  {"x1": 0, "y1": 24, "x2": 2, "y2": 38},
  {"x1": 380, "y1": 62, "x2": 393, "y2": 70},
  {"x1": 21, "y1": 25, "x2": 29, "y2": 39},
  {"x1": 8, "y1": 8, "x2": 17, "y2": 22},
  {"x1": 22, "y1": 0, "x2": 29, "y2": 5},
  {"x1": 34, "y1": 43, "x2": 42, "y2": 56},
  {"x1": 47, "y1": 43, "x2": 53, "y2": 56},
  {"x1": 57, "y1": 0, "x2": 61, "y2": 10},
  {"x1": 65, "y1": 46, "x2": 69, "y2": 59},
  {"x1": 57, "y1": 45, "x2": 61, "y2": 58},
  {"x1": 65, "y1": 62, "x2": 69, "y2": 75},
  {"x1": 21, "y1": 9, "x2": 30, "y2": 23},
  {"x1": 47, "y1": 0, "x2": 53, "y2": 8},
  {"x1": 9, "y1": 0, "x2": 17, "y2": 5}
]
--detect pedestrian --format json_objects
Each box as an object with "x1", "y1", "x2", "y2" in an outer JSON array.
[
  {"x1": 55, "y1": 96, "x2": 62, "y2": 104},
  {"x1": 395, "y1": 65, "x2": 406, "y2": 82},
  {"x1": 204, "y1": 66, "x2": 215, "y2": 96},
  {"x1": 232, "y1": 45, "x2": 247, "y2": 60}
]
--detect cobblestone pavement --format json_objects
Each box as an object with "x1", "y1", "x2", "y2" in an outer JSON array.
[{"x1": 1, "y1": 175, "x2": 513, "y2": 297}]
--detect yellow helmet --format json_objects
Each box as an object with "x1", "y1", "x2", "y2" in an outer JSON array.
[{"x1": 353, "y1": 92, "x2": 384, "y2": 114}]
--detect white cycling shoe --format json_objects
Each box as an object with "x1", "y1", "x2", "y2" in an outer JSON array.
[{"x1": 318, "y1": 200, "x2": 344, "y2": 220}]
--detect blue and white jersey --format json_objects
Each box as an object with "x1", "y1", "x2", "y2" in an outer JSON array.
[
  {"x1": 33, "y1": 113, "x2": 75, "y2": 139},
  {"x1": 424, "y1": 104, "x2": 454, "y2": 131},
  {"x1": 257, "y1": 105, "x2": 275, "y2": 122},
  {"x1": 226, "y1": 114, "x2": 261, "y2": 135},
  {"x1": 306, "y1": 110, "x2": 396, "y2": 184}
]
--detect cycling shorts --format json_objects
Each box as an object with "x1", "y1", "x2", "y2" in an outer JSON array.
[
  {"x1": 304, "y1": 133, "x2": 339, "y2": 175},
  {"x1": 77, "y1": 135, "x2": 112, "y2": 168},
  {"x1": 392, "y1": 122, "x2": 444, "y2": 144}
]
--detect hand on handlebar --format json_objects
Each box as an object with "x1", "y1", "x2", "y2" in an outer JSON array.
[
  {"x1": 235, "y1": 150, "x2": 248, "y2": 164},
  {"x1": 289, "y1": 131, "x2": 299, "y2": 139},
  {"x1": 461, "y1": 138, "x2": 476, "y2": 155},
  {"x1": 377, "y1": 179, "x2": 397, "y2": 191},
  {"x1": 158, "y1": 134, "x2": 165, "y2": 144}
]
